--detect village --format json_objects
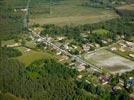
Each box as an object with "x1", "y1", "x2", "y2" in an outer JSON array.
[{"x1": 2, "y1": 25, "x2": 134, "y2": 97}]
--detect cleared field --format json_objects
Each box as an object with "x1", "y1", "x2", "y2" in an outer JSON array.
[
  {"x1": 15, "y1": 47, "x2": 54, "y2": 66},
  {"x1": 29, "y1": 0, "x2": 119, "y2": 26},
  {"x1": 84, "y1": 49, "x2": 134, "y2": 74}
]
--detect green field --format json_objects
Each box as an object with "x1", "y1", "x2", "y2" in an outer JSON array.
[
  {"x1": 15, "y1": 47, "x2": 54, "y2": 66},
  {"x1": 29, "y1": 0, "x2": 119, "y2": 26}
]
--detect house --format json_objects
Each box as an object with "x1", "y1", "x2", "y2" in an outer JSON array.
[
  {"x1": 129, "y1": 79, "x2": 134, "y2": 86},
  {"x1": 119, "y1": 47, "x2": 125, "y2": 52},
  {"x1": 26, "y1": 48, "x2": 31, "y2": 52},
  {"x1": 57, "y1": 36, "x2": 66, "y2": 41},
  {"x1": 14, "y1": 9, "x2": 17, "y2": 12},
  {"x1": 72, "y1": 45, "x2": 78, "y2": 49},
  {"x1": 76, "y1": 75, "x2": 82, "y2": 80},
  {"x1": 129, "y1": 94, "x2": 134, "y2": 100},
  {"x1": 126, "y1": 41, "x2": 134, "y2": 50},
  {"x1": 99, "y1": 75, "x2": 110, "y2": 84},
  {"x1": 129, "y1": 54, "x2": 134, "y2": 58},
  {"x1": 36, "y1": 38, "x2": 43, "y2": 42},
  {"x1": 125, "y1": 78, "x2": 134, "y2": 89},
  {"x1": 80, "y1": 32, "x2": 88, "y2": 38},
  {"x1": 7, "y1": 43, "x2": 21, "y2": 47},
  {"x1": 95, "y1": 43, "x2": 100, "y2": 48},
  {"x1": 58, "y1": 55, "x2": 69, "y2": 62},
  {"x1": 21, "y1": 8, "x2": 27, "y2": 12},
  {"x1": 77, "y1": 63, "x2": 86, "y2": 72},
  {"x1": 102, "y1": 40, "x2": 108, "y2": 44},
  {"x1": 56, "y1": 51, "x2": 62, "y2": 55},
  {"x1": 112, "y1": 86, "x2": 122, "y2": 93},
  {"x1": 47, "y1": 37, "x2": 53, "y2": 42},
  {"x1": 82, "y1": 43, "x2": 91, "y2": 52},
  {"x1": 111, "y1": 47, "x2": 117, "y2": 51}
]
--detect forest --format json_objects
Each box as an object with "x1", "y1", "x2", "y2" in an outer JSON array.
[{"x1": 0, "y1": 47, "x2": 130, "y2": 100}]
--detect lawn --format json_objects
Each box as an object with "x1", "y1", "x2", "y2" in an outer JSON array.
[
  {"x1": 84, "y1": 49, "x2": 134, "y2": 74},
  {"x1": 29, "y1": 0, "x2": 119, "y2": 26},
  {"x1": 15, "y1": 46, "x2": 54, "y2": 66}
]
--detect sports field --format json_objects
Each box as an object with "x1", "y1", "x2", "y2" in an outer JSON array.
[
  {"x1": 29, "y1": 0, "x2": 119, "y2": 26},
  {"x1": 84, "y1": 49, "x2": 134, "y2": 74}
]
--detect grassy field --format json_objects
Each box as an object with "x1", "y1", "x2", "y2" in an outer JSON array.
[
  {"x1": 29, "y1": 0, "x2": 119, "y2": 26},
  {"x1": 15, "y1": 46, "x2": 54, "y2": 66},
  {"x1": 84, "y1": 49, "x2": 134, "y2": 74}
]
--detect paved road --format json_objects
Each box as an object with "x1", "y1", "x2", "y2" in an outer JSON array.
[{"x1": 33, "y1": 32, "x2": 102, "y2": 73}]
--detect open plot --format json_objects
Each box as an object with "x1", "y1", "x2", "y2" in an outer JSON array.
[
  {"x1": 15, "y1": 46, "x2": 54, "y2": 66},
  {"x1": 84, "y1": 49, "x2": 134, "y2": 74}
]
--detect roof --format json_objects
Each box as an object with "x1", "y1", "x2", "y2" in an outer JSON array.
[{"x1": 129, "y1": 79, "x2": 134, "y2": 85}]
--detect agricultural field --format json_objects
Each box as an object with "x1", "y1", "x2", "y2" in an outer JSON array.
[
  {"x1": 117, "y1": 4, "x2": 134, "y2": 11},
  {"x1": 15, "y1": 46, "x2": 54, "y2": 66},
  {"x1": 84, "y1": 49, "x2": 134, "y2": 74},
  {"x1": 116, "y1": 4, "x2": 134, "y2": 16},
  {"x1": 29, "y1": 0, "x2": 119, "y2": 26}
]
